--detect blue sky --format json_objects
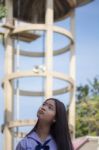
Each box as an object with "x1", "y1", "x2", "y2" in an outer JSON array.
[
  {"x1": 76, "y1": 0, "x2": 99, "y2": 84},
  {"x1": 0, "y1": 0, "x2": 99, "y2": 149}
]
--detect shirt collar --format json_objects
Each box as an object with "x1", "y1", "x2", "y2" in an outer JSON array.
[{"x1": 27, "y1": 131, "x2": 52, "y2": 144}]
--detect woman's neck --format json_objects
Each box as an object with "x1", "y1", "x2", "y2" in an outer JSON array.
[{"x1": 36, "y1": 121, "x2": 50, "y2": 142}]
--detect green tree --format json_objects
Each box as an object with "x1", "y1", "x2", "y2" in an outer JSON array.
[
  {"x1": 0, "y1": 3, "x2": 6, "y2": 43},
  {"x1": 76, "y1": 76, "x2": 99, "y2": 137},
  {"x1": 88, "y1": 76, "x2": 99, "y2": 99},
  {"x1": 0, "y1": 4, "x2": 6, "y2": 19}
]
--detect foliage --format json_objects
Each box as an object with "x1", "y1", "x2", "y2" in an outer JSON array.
[
  {"x1": 76, "y1": 76, "x2": 99, "y2": 137},
  {"x1": 0, "y1": 4, "x2": 6, "y2": 19}
]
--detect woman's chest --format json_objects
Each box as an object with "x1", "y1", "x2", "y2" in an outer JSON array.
[{"x1": 26, "y1": 138, "x2": 57, "y2": 150}]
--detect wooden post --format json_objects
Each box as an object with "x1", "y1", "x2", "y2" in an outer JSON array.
[
  {"x1": 69, "y1": 10, "x2": 76, "y2": 139},
  {"x1": 45, "y1": 0, "x2": 54, "y2": 99},
  {"x1": 4, "y1": 0, "x2": 14, "y2": 149}
]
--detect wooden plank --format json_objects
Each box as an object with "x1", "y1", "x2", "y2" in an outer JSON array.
[{"x1": 12, "y1": 32, "x2": 40, "y2": 42}]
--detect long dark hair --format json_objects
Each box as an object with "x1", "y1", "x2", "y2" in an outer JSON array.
[{"x1": 27, "y1": 98, "x2": 74, "y2": 150}]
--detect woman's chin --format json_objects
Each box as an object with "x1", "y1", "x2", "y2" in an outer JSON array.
[{"x1": 37, "y1": 113, "x2": 44, "y2": 120}]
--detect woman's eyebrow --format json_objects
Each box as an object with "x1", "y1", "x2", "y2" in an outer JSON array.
[
  {"x1": 44, "y1": 102, "x2": 55, "y2": 108},
  {"x1": 48, "y1": 103, "x2": 54, "y2": 107},
  {"x1": 43, "y1": 102, "x2": 46, "y2": 105},
  {"x1": 48, "y1": 103, "x2": 55, "y2": 109}
]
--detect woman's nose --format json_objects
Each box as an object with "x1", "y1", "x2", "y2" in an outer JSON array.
[{"x1": 41, "y1": 106, "x2": 46, "y2": 111}]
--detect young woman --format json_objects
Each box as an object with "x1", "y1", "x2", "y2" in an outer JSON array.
[{"x1": 16, "y1": 98, "x2": 74, "y2": 150}]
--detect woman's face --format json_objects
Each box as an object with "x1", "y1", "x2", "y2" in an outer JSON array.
[{"x1": 37, "y1": 100, "x2": 56, "y2": 124}]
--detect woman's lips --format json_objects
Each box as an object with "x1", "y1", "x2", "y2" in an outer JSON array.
[{"x1": 38, "y1": 109, "x2": 45, "y2": 114}]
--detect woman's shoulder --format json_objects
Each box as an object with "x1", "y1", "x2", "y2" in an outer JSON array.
[
  {"x1": 16, "y1": 136, "x2": 28, "y2": 150},
  {"x1": 16, "y1": 131, "x2": 36, "y2": 150}
]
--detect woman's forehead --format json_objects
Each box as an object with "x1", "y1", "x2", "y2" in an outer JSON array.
[{"x1": 44, "y1": 99, "x2": 55, "y2": 107}]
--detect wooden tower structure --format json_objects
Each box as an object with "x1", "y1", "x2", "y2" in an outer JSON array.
[{"x1": 0, "y1": 0, "x2": 94, "y2": 149}]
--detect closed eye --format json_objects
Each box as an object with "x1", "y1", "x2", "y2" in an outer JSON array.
[
  {"x1": 42, "y1": 102, "x2": 55, "y2": 111},
  {"x1": 49, "y1": 106, "x2": 53, "y2": 110},
  {"x1": 42, "y1": 102, "x2": 46, "y2": 106}
]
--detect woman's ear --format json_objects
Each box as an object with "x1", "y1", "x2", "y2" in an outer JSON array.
[{"x1": 53, "y1": 119, "x2": 56, "y2": 123}]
